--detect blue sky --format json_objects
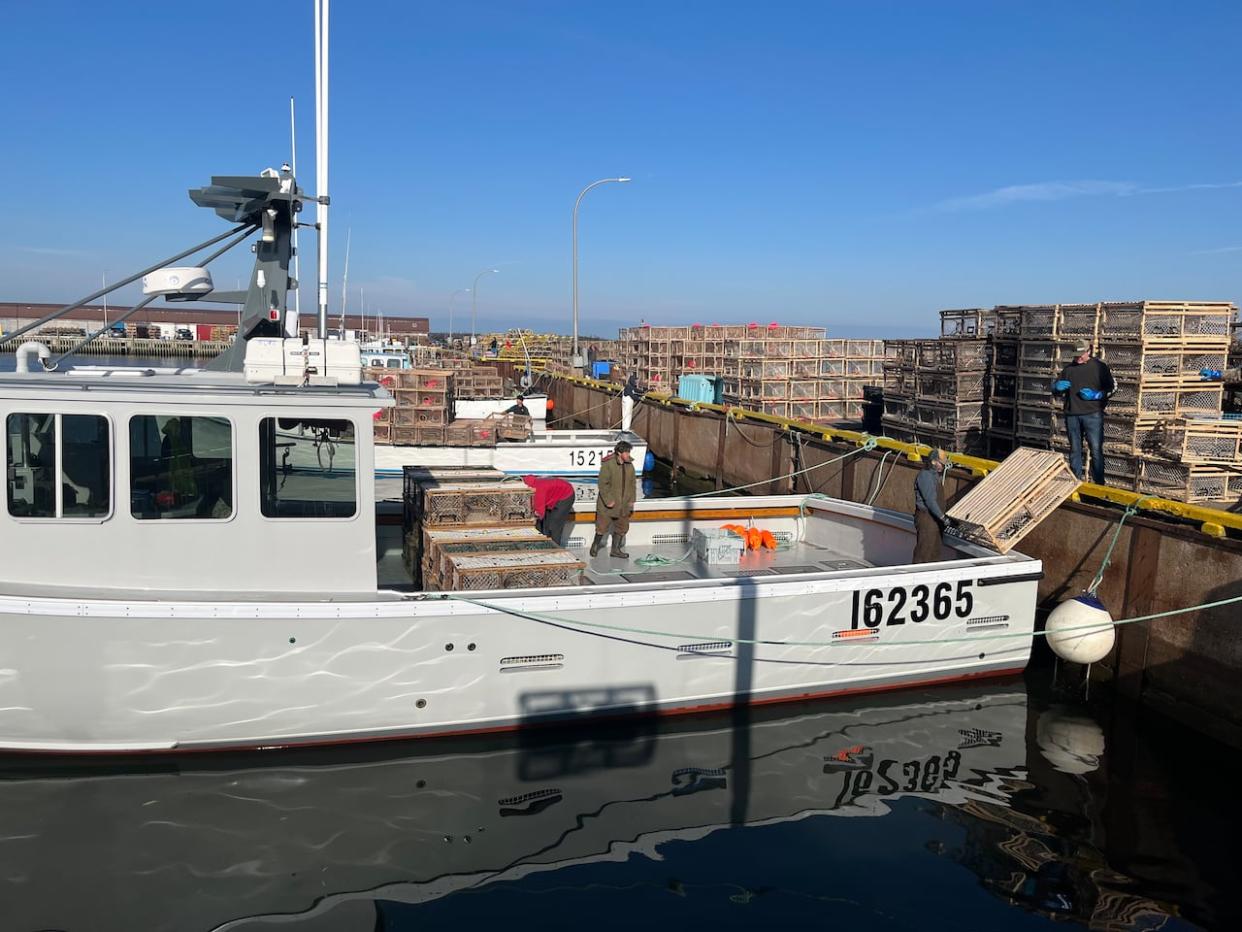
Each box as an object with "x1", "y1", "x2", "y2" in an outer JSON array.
[{"x1": 2, "y1": 1, "x2": 1241, "y2": 337}]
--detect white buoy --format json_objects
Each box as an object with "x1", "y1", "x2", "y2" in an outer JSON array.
[
  {"x1": 1036, "y1": 708, "x2": 1105, "y2": 774},
  {"x1": 1046, "y1": 593, "x2": 1116, "y2": 664}
]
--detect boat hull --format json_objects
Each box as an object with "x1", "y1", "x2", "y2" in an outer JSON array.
[
  {"x1": 374, "y1": 429, "x2": 648, "y2": 477},
  {"x1": 0, "y1": 560, "x2": 1038, "y2": 754}
]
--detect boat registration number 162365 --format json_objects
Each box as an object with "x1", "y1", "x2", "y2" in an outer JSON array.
[
  {"x1": 568, "y1": 449, "x2": 601, "y2": 467},
  {"x1": 850, "y1": 581, "x2": 973, "y2": 629}
]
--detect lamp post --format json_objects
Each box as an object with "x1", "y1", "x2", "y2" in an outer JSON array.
[
  {"x1": 447, "y1": 288, "x2": 470, "y2": 344},
  {"x1": 471, "y1": 268, "x2": 498, "y2": 349},
  {"x1": 572, "y1": 176, "x2": 631, "y2": 364}
]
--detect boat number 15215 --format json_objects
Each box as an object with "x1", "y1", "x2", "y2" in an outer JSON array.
[
  {"x1": 850, "y1": 581, "x2": 973, "y2": 629},
  {"x1": 569, "y1": 449, "x2": 600, "y2": 467}
]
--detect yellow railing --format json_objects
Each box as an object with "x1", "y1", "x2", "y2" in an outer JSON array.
[{"x1": 550, "y1": 372, "x2": 1242, "y2": 539}]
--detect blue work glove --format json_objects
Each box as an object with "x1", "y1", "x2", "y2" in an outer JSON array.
[
  {"x1": 1077, "y1": 387, "x2": 1103, "y2": 401},
  {"x1": 1053, "y1": 379, "x2": 1071, "y2": 393},
  {"x1": 1200, "y1": 367, "x2": 1223, "y2": 381}
]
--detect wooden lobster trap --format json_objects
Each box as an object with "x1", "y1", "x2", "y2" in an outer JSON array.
[
  {"x1": 443, "y1": 550, "x2": 585, "y2": 591},
  {"x1": 914, "y1": 370, "x2": 988, "y2": 402},
  {"x1": 916, "y1": 339, "x2": 989, "y2": 372},
  {"x1": 1136, "y1": 459, "x2": 1242, "y2": 503},
  {"x1": 412, "y1": 369, "x2": 455, "y2": 392},
  {"x1": 939, "y1": 307, "x2": 995, "y2": 339},
  {"x1": 1106, "y1": 380, "x2": 1223, "y2": 418},
  {"x1": 1164, "y1": 416, "x2": 1242, "y2": 465},
  {"x1": 1018, "y1": 305, "x2": 1060, "y2": 340},
  {"x1": 946, "y1": 448, "x2": 1080, "y2": 553},
  {"x1": 421, "y1": 482, "x2": 534, "y2": 527},
  {"x1": 495, "y1": 413, "x2": 533, "y2": 442},
  {"x1": 1099, "y1": 301, "x2": 1236, "y2": 343},
  {"x1": 425, "y1": 534, "x2": 559, "y2": 589}
]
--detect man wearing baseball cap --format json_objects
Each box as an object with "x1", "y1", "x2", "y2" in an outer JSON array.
[{"x1": 1051, "y1": 339, "x2": 1116, "y2": 484}]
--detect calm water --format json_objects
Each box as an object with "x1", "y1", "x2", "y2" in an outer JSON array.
[
  {"x1": 4, "y1": 353, "x2": 1240, "y2": 929},
  {"x1": 2, "y1": 675, "x2": 1239, "y2": 931}
]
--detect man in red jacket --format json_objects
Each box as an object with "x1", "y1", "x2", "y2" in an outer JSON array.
[{"x1": 522, "y1": 475, "x2": 576, "y2": 546}]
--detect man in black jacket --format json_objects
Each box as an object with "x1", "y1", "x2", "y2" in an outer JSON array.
[{"x1": 1052, "y1": 339, "x2": 1116, "y2": 485}]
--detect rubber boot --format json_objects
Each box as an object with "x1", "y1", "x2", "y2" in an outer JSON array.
[
  {"x1": 610, "y1": 534, "x2": 630, "y2": 559},
  {"x1": 589, "y1": 534, "x2": 605, "y2": 557}
]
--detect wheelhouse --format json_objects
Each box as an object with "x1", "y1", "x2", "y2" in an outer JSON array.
[{"x1": 0, "y1": 368, "x2": 392, "y2": 596}]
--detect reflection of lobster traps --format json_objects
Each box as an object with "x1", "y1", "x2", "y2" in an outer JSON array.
[
  {"x1": 421, "y1": 483, "x2": 534, "y2": 527},
  {"x1": 442, "y1": 551, "x2": 585, "y2": 590},
  {"x1": 946, "y1": 448, "x2": 1079, "y2": 553}
]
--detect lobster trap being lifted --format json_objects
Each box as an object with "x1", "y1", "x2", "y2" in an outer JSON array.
[{"x1": 945, "y1": 448, "x2": 1079, "y2": 553}]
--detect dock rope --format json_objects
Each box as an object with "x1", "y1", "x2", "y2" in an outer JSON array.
[
  {"x1": 438, "y1": 590, "x2": 1242, "y2": 652},
  {"x1": 676, "y1": 435, "x2": 878, "y2": 500},
  {"x1": 1085, "y1": 496, "x2": 1152, "y2": 596}
]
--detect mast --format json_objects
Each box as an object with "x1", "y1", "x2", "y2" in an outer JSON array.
[
  {"x1": 314, "y1": 0, "x2": 330, "y2": 337},
  {"x1": 339, "y1": 227, "x2": 351, "y2": 337},
  {"x1": 288, "y1": 96, "x2": 301, "y2": 338}
]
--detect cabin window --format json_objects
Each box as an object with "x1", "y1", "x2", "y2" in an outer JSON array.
[
  {"x1": 259, "y1": 417, "x2": 357, "y2": 518},
  {"x1": 129, "y1": 415, "x2": 233, "y2": 520},
  {"x1": 6, "y1": 413, "x2": 111, "y2": 519},
  {"x1": 386, "y1": 358, "x2": 403, "y2": 368}
]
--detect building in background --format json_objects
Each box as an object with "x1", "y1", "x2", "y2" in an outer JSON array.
[{"x1": 0, "y1": 302, "x2": 428, "y2": 342}]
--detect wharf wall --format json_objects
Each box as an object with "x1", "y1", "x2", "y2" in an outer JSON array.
[
  {"x1": 534, "y1": 368, "x2": 1242, "y2": 747},
  {"x1": 0, "y1": 337, "x2": 232, "y2": 358}
]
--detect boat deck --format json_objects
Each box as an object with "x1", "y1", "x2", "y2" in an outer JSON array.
[
  {"x1": 375, "y1": 522, "x2": 872, "y2": 591},
  {"x1": 574, "y1": 536, "x2": 871, "y2": 585}
]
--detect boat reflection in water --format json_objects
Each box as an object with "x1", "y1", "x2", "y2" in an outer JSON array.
[{"x1": 0, "y1": 681, "x2": 1190, "y2": 931}]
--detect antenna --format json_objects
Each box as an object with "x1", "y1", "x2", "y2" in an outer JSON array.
[
  {"x1": 314, "y1": 0, "x2": 330, "y2": 337},
  {"x1": 339, "y1": 226, "x2": 351, "y2": 337},
  {"x1": 289, "y1": 96, "x2": 301, "y2": 337}
]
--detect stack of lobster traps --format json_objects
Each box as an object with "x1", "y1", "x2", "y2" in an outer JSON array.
[
  {"x1": 450, "y1": 364, "x2": 505, "y2": 399},
  {"x1": 881, "y1": 335, "x2": 990, "y2": 456},
  {"x1": 368, "y1": 367, "x2": 455, "y2": 445},
  {"x1": 401, "y1": 467, "x2": 585, "y2": 590}
]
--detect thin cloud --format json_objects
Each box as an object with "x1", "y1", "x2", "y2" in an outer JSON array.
[
  {"x1": 1191, "y1": 244, "x2": 1242, "y2": 256},
  {"x1": 931, "y1": 178, "x2": 1242, "y2": 212},
  {"x1": 19, "y1": 245, "x2": 91, "y2": 257},
  {"x1": 933, "y1": 180, "x2": 1137, "y2": 212}
]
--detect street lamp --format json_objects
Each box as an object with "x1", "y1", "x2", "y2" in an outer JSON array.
[
  {"x1": 572, "y1": 176, "x2": 631, "y2": 364},
  {"x1": 471, "y1": 268, "x2": 499, "y2": 349},
  {"x1": 447, "y1": 288, "x2": 470, "y2": 343}
]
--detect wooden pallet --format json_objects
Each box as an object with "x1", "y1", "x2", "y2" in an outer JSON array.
[{"x1": 945, "y1": 447, "x2": 1079, "y2": 553}]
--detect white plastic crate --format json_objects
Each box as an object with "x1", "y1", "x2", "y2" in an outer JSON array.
[{"x1": 692, "y1": 528, "x2": 744, "y2": 565}]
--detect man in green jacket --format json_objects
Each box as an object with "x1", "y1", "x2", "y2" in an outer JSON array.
[{"x1": 591, "y1": 440, "x2": 637, "y2": 558}]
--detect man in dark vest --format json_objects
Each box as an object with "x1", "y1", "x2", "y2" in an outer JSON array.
[
  {"x1": 913, "y1": 448, "x2": 953, "y2": 563},
  {"x1": 1052, "y1": 339, "x2": 1116, "y2": 485}
]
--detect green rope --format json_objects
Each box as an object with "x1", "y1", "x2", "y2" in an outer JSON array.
[
  {"x1": 680, "y1": 435, "x2": 878, "y2": 500},
  {"x1": 1086, "y1": 496, "x2": 1152, "y2": 595},
  {"x1": 437, "y1": 590, "x2": 1242, "y2": 650}
]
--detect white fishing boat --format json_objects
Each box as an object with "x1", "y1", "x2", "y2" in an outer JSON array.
[
  {"x1": 373, "y1": 425, "x2": 648, "y2": 477},
  {"x1": 0, "y1": 330, "x2": 1039, "y2": 754},
  {"x1": 0, "y1": 683, "x2": 1029, "y2": 931}
]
